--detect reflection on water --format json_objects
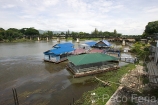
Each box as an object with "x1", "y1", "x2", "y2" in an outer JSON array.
[
  {"x1": 44, "y1": 61, "x2": 68, "y2": 73},
  {"x1": 0, "y1": 41, "x2": 97, "y2": 105},
  {"x1": 0, "y1": 40, "x2": 134, "y2": 105}
]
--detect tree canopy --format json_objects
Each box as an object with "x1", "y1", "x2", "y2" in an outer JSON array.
[
  {"x1": 25, "y1": 28, "x2": 39, "y2": 36},
  {"x1": 144, "y1": 20, "x2": 158, "y2": 37}
]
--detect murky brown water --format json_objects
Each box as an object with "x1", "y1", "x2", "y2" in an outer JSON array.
[
  {"x1": 0, "y1": 40, "x2": 132, "y2": 105},
  {"x1": 0, "y1": 41, "x2": 98, "y2": 105}
]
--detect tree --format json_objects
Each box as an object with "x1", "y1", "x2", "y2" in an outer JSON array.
[
  {"x1": 131, "y1": 42, "x2": 149, "y2": 61},
  {"x1": 144, "y1": 21, "x2": 158, "y2": 37},
  {"x1": 67, "y1": 30, "x2": 70, "y2": 35},
  {"x1": 98, "y1": 31, "x2": 103, "y2": 36},
  {"x1": 65, "y1": 30, "x2": 70, "y2": 39},
  {"x1": 0, "y1": 28, "x2": 5, "y2": 31},
  {"x1": 25, "y1": 28, "x2": 39, "y2": 40},
  {"x1": 0, "y1": 28, "x2": 5, "y2": 41},
  {"x1": 47, "y1": 31, "x2": 53, "y2": 39},
  {"x1": 20, "y1": 28, "x2": 28, "y2": 34},
  {"x1": 91, "y1": 28, "x2": 99, "y2": 36},
  {"x1": 71, "y1": 32, "x2": 78, "y2": 40},
  {"x1": 114, "y1": 29, "x2": 117, "y2": 34},
  {"x1": 5, "y1": 30, "x2": 14, "y2": 42}
]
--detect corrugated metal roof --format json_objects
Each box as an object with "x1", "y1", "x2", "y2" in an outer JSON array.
[
  {"x1": 53, "y1": 42, "x2": 74, "y2": 48},
  {"x1": 68, "y1": 53, "x2": 118, "y2": 66},
  {"x1": 44, "y1": 42, "x2": 74, "y2": 55},
  {"x1": 85, "y1": 41, "x2": 97, "y2": 46},
  {"x1": 101, "y1": 40, "x2": 111, "y2": 46},
  {"x1": 44, "y1": 47, "x2": 75, "y2": 55}
]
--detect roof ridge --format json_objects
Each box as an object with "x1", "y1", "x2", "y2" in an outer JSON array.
[{"x1": 76, "y1": 54, "x2": 88, "y2": 65}]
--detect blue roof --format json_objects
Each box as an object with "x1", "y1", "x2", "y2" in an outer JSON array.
[
  {"x1": 85, "y1": 41, "x2": 97, "y2": 46},
  {"x1": 44, "y1": 47, "x2": 75, "y2": 55},
  {"x1": 53, "y1": 42, "x2": 74, "y2": 48},
  {"x1": 101, "y1": 40, "x2": 111, "y2": 46}
]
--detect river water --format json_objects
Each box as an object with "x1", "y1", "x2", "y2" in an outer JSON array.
[
  {"x1": 0, "y1": 40, "x2": 131, "y2": 105},
  {"x1": 0, "y1": 40, "x2": 99, "y2": 105}
]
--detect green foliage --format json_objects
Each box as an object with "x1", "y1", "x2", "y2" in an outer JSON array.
[
  {"x1": 0, "y1": 28, "x2": 5, "y2": 31},
  {"x1": 39, "y1": 31, "x2": 54, "y2": 40},
  {"x1": 90, "y1": 28, "x2": 122, "y2": 38},
  {"x1": 145, "y1": 20, "x2": 158, "y2": 36},
  {"x1": 91, "y1": 28, "x2": 99, "y2": 35},
  {"x1": 0, "y1": 34, "x2": 3, "y2": 41},
  {"x1": 131, "y1": 42, "x2": 150, "y2": 60},
  {"x1": 0, "y1": 28, "x2": 5, "y2": 41},
  {"x1": 71, "y1": 31, "x2": 78, "y2": 40},
  {"x1": 114, "y1": 29, "x2": 117, "y2": 34},
  {"x1": 77, "y1": 64, "x2": 136, "y2": 105},
  {"x1": 0, "y1": 27, "x2": 41, "y2": 42},
  {"x1": 25, "y1": 28, "x2": 39, "y2": 36}
]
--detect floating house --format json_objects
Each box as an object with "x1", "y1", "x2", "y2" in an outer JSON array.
[
  {"x1": 52, "y1": 42, "x2": 73, "y2": 48},
  {"x1": 44, "y1": 42, "x2": 75, "y2": 63},
  {"x1": 67, "y1": 53, "x2": 119, "y2": 77},
  {"x1": 85, "y1": 41, "x2": 97, "y2": 47},
  {"x1": 94, "y1": 40, "x2": 111, "y2": 48},
  {"x1": 79, "y1": 41, "x2": 97, "y2": 50}
]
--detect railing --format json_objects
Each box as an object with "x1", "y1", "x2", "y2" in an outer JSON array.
[
  {"x1": 78, "y1": 66, "x2": 99, "y2": 72},
  {"x1": 120, "y1": 57, "x2": 134, "y2": 63}
]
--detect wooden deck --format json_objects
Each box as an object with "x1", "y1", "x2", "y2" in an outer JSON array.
[{"x1": 147, "y1": 61, "x2": 158, "y2": 85}]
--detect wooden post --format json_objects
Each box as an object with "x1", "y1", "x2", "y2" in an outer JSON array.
[
  {"x1": 57, "y1": 37, "x2": 60, "y2": 42},
  {"x1": 12, "y1": 88, "x2": 19, "y2": 105},
  {"x1": 76, "y1": 38, "x2": 79, "y2": 43},
  {"x1": 47, "y1": 37, "x2": 48, "y2": 41},
  {"x1": 73, "y1": 98, "x2": 74, "y2": 105},
  {"x1": 122, "y1": 40, "x2": 125, "y2": 46}
]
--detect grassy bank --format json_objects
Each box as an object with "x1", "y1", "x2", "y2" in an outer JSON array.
[{"x1": 75, "y1": 64, "x2": 136, "y2": 105}]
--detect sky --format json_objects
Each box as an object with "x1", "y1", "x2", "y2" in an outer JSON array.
[{"x1": 0, "y1": 0, "x2": 158, "y2": 35}]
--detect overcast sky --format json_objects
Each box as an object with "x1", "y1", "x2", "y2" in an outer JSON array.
[{"x1": 0, "y1": 0, "x2": 158, "y2": 35}]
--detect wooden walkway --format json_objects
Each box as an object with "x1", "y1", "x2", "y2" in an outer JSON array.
[
  {"x1": 147, "y1": 61, "x2": 158, "y2": 84},
  {"x1": 95, "y1": 77, "x2": 111, "y2": 86},
  {"x1": 94, "y1": 77, "x2": 122, "y2": 86}
]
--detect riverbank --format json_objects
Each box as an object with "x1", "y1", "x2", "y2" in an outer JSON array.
[
  {"x1": 0, "y1": 38, "x2": 105, "y2": 43},
  {"x1": 76, "y1": 61, "x2": 158, "y2": 105},
  {"x1": 75, "y1": 64, "x2": 136, "y2": 105},
  {"x1": 0, "y1": 39, "x2": 35, "y2": 43}
]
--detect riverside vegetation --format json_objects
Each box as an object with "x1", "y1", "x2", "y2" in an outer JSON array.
[{"x1": 75, "y1": 64, "x2": 136, "y2": 105}]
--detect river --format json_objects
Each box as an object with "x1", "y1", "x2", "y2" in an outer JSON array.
[
  {"x1": 0, "y1": 40, "x2": 132, "y2": 105},
  {"x1": 0, "y1": 40, "x2": 100, "y2": 105}
]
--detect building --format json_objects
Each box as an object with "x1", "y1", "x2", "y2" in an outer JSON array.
[
  {"x1": 94, "y1": 40, "x2": 111, "y2": 48},
  {"x1": 147, "y1": 42, "x2": 158, "y2": 86},
  {"x1": 85, "y1": 41, "x2": 97, "y2": 47},
  {"x1": 67, "y1": 53, "x2": 119, "y2": 77},
  {"x1": 79, "y1": 41, "x2": 97, "y2": 49},
  {"x1": 78, "y1": 41, "x2": 104, "y2": 54},
  {"x1": 52, "y1": 42, "x2": 73, "y2": 48},
  {"x1": 43, "y1": 42, "x2": 75, "y2": 63}
]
